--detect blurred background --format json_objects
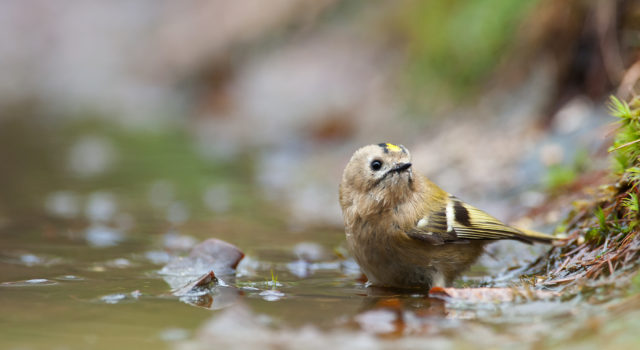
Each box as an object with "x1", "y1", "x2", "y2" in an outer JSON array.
[{"x1": 1, "y1": 0, "x2": 639, "y2": 246}]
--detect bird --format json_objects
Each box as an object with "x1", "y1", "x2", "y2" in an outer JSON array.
[{"x1": 338, "y1": 143, "x2": 555, "y2": 289}]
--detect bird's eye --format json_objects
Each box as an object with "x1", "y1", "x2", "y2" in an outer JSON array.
[{"x1": 370, "y1": 160, "x2": 383, "y2": 171}]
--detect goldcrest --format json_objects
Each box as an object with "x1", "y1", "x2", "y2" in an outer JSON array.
[{"x1": 339, "y1": 143, "x2": 554, "y2": 289}]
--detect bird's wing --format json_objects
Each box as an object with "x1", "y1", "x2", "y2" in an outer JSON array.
[{"x1": 406, "y1": 196, "x2": 553, "y2": 245}]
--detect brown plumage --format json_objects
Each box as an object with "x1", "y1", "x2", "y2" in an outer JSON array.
[{"x1": 339, "y1": 143, "x2": 555, "y2": 289}]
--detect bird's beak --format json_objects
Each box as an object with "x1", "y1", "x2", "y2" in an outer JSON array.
[{"x1": 391, "y1": 162, "x2": 412, "y2": 173}]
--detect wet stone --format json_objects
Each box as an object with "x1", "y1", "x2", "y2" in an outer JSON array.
[
  {"x1": 160, "y1": 238, "x2": 244, "y2": 290},
  {"x1": 172, "y1": 271, "x2": 219, "y2": 297}
]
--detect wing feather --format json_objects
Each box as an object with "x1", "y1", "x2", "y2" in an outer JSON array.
[{"x1": 407, "y1": 196, "x2": 553, "y2": 244}]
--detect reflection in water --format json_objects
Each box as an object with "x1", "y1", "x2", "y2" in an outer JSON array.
[
  {"x1": 178, "y1": 286, "x2": 244, "y2": 310},
  {"x1": 354, "y1": 287, "x2": 447, "y2": 337}
]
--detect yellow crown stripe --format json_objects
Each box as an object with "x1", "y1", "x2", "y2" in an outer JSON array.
[{"x1": 386, "y1": 143, "x2": 402, "y2": 152}]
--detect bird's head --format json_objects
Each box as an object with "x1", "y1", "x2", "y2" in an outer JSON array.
[{"x1": 339, "y1": 143, "x2": 414, "y2": 210}]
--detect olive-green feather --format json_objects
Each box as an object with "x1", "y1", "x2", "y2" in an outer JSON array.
[{"x1": 409, "y1": 198, "x2": 555, "y2": 245}]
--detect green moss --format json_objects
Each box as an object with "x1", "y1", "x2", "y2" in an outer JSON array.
[
  {"x1": 609, "y1": 96, "x2": 640, "y2": 175},
  {"x1": 524, "y1": 96, "x2": 640, "y2": 286},
  {"x1": 395, "y1": 0, "x2": 539, "y2": 103}
]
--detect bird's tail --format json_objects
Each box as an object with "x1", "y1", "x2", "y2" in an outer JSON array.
[{"x1": 516, "y1": 227, "x2": 557, "y2": 244}]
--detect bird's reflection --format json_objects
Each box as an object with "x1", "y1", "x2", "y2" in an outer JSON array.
[{"x1": 351, "y1": 286, "x2": 448, "y2": 337}]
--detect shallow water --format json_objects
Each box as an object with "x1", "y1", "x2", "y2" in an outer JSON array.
[
  {"x1": 1, "y1": 120, "x2": 639, "y2": 350},
  {"x1": 0, "y1": 218, "x2": 364, "y2": 349},
  {"x1": 3, "y1": 212, "x2": 638, "y2": 350}
]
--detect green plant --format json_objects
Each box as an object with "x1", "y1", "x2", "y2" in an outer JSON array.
[
  {"x1": 609, "y1": 96, "x2": 640, "y2": 175},
  {"x1": 269, "y1": 269, "x2": 279, "y2": 290}
]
